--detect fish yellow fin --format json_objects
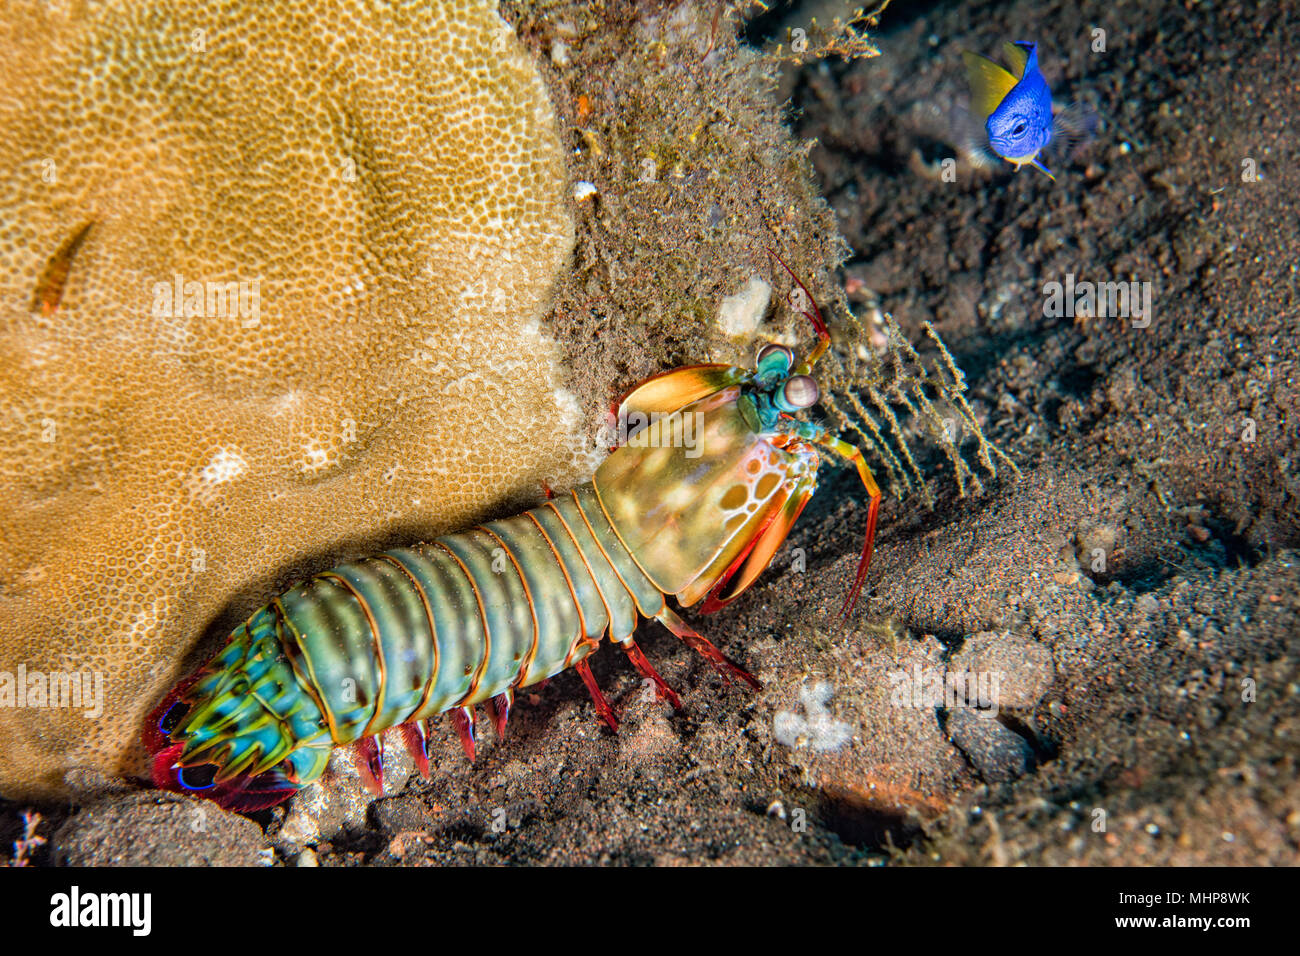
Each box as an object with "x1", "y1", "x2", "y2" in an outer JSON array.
[
  {"x1": 962, "y1": 50, "x2": 1019, "y2": 121},
  {"x1": 1001, "y1": 41, "x2": 1029, "y2": 79}
]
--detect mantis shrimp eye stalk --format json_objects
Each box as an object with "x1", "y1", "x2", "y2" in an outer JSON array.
[
  {"x1": 756, "y1": 342, "x2": 795, "y2": 375},
  {"x1": 766, "y1": 247, "x2": 881, "y2": 620},
  {"x1": 779, "y1": 375, "x2": 820, "y2": 410}
]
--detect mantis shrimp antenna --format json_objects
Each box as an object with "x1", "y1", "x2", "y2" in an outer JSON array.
[{"x1": 767, "y1": 248, "x2": 881, "y2": 619}]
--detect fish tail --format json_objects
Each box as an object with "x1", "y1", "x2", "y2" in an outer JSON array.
[
  {"x1": 1001, "y1": 41, "x2": 1034, "y2": 79},
  {"x1": 962, "y1": 49, "x2": 1018, "y2": 121}
]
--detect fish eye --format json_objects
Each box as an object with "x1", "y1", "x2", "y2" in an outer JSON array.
[
  {"x1": 1012, "y1": 121, "x2": 1027, "y2": 136},
  {"x1": 782, "y1": 375, "x2": 820, "y2": 409},
  {"x1": 755, "y1": 343, "x2": 794, "y2": 374}
]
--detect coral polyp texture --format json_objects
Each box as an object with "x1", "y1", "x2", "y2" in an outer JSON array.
[{"x1": 0, "y1": 0, "x2": 584, "y2": 800}]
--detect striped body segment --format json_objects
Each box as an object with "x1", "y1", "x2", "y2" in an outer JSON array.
[
  {"x1": 285, "y1": 483, "x2": 667, "y2": 737},
  {"x1": 146, "y1": 483, "x2": 699, "y2": 810}
]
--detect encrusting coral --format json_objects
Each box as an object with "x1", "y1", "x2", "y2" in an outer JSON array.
[{"x1": 0, "y1": 0, "x2": 586, "y2": 800}]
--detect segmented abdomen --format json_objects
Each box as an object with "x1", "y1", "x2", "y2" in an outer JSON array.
[{"x1": 281, "y1": 484, "x2": 666, "y2": 745}]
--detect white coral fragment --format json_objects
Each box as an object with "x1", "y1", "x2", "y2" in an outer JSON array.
[{"x1": 773, "y1": 681, "x2": 853, "y2": 753}]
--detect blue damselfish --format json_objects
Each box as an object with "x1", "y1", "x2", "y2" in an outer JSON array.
[{"x1": 963, "y1": 41, "x2": 1058, "y2": 180}]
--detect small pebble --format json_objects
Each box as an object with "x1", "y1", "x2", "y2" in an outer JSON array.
[{"x1": 947, "y1": 709, "x2": 1035, "y2": 783}]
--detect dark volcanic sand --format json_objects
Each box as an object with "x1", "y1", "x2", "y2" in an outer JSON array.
[{"x1": 8, "y1": 0, "x2": 1297, "y2": 866}]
